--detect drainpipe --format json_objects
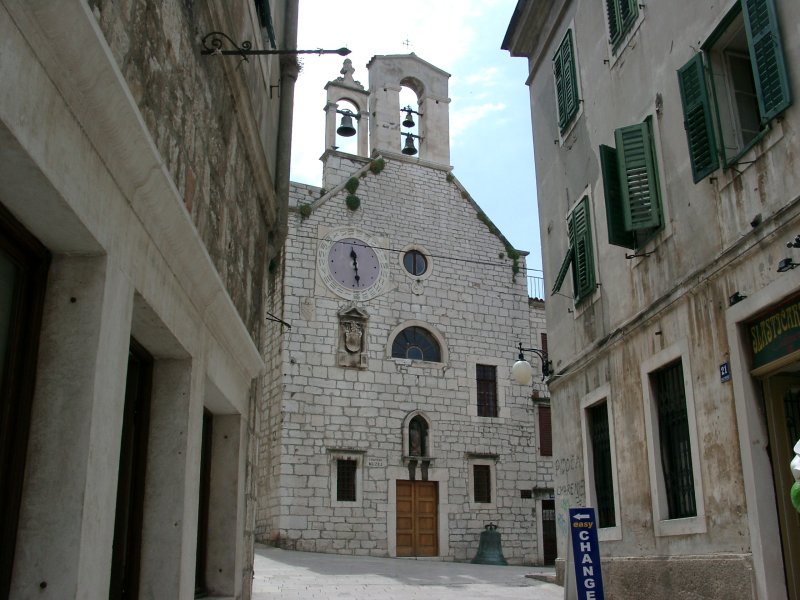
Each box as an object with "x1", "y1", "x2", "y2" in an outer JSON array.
[{"x1": 274, "y1": 0, "x2": 299, "y2": 244}]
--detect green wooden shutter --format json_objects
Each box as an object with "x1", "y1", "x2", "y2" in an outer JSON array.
[
  {"x1": 678, "y1": 54, "x2": 719, "y2": 182},
  {"x1": 552, "y1": 246, "x2": 573, "y2": 295},
  {"x1": 555, "y1": 30, "x2": 579, "y2": 132},
  {"x1": 605, "y1": 0, "x2": 621, "y2": 46},
  {"x1": 619, "y1": 0, "x2": 638, "y2": 36},
  {"x1": 600, "y1": 145, "x2": 636, "y2": 249},
  {"x1": 616, "y1": 122, "x2": 662, "y2": 231},
  {"x1": 569, "y1": 197, "x2": 595, "y2": 302},
  {"x1": 742, "y1": 0, "x2": 791, "y2": 122}
]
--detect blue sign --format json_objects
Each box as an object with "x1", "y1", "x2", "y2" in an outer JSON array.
[
  {"x1": 569, "y1": 507, "x2": 605, "y2": 600},
  {"x1": 720, "y1": 362, "x2": 731, "y2": 383}
]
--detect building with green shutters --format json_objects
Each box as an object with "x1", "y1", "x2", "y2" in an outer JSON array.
[{"x1": 504, "y1": 0, "x2": 799, "y2": 598}]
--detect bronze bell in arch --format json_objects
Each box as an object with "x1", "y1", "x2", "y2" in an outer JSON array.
[
  {"x1": 402, "y1": 109, "x2": 415, "y2": 129},
  {"x1": 336, "y1": 113, "x2": 356, "y2": 137},
  {"x1": 402, "y1": 133, "x2": 418, "y2": 156}
]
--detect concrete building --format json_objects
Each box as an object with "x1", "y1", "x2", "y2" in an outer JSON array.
[
  {"x1": 256, "y1": 54, "x2": 555, "y2": 565},
  {"x1": 0, "y1": 1, "x2": 295, "y2": 598},
  {"x1": 504, "y1": 0, "x2": 799, "y2": 597}
]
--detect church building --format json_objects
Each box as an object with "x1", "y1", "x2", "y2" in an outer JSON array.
[{"x1": 256, "y1": 54, "x2": 553, "y2": 564}]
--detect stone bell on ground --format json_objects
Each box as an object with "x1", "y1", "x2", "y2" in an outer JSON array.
[{"x1": 471, "y1": 522, "x2": 508, "y2": 565}]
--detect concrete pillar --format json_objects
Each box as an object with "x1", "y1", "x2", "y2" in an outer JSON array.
[
  {"x1": 138, "y1": 358, "x2": 204, "y2": 600},
  {"x1": 205, "y1": 414, "x2": 245, "y2": 596},
  {"x1": 418, "y1": 94, "x2": 450, "y2": 165},
  {"x1": 10, "y1": 255, "x2": 133, "y2": 599}
]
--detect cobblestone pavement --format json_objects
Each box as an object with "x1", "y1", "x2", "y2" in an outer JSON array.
[{"x1": 252, "y1": 545, "x2": 563, "y2": 599}]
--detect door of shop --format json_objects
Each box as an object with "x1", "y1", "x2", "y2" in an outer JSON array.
[
  {"x1": 541, "y1": 499, "x2": 557, "y2": 565},
  {"x1": 763, "y1": 374, "x2": 800, "y2": 600},
  {"x1": 396, "y1": 480, "x2": 438, "y2": 557}
]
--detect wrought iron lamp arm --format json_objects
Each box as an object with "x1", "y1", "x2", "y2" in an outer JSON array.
[
  {"x1": 517, "y1": 342, "x2": 551, "y2": 378},
  {"x1": 201, "y1": 31, "x2": 350, "y2": 62}
]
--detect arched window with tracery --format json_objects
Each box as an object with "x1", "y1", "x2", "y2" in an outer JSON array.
[{"x1": 391, "y1": 326, "x2": 441, "y2": 362}]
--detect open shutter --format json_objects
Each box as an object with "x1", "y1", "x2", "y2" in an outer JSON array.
[
  {"x1": 600, "y1": 144, "x2": 636, "y2": 249},
  {"x1": 616, "y1": 122, "x2": 662, "y2": 231},
  {"x1": 618, "y1": 0, "x2": 638, "y2": 36},
  {"x1": 569, "y1": 197, "x2": 595, "y2": 302},
  {"x1": 555, "y1": 30, "x2": 579, "y2": 132},
  {"x1": 678, "y1": 54, "x2": 719, "y2": 182},
  {"x1": 551, "y1": 246, "x2": 573, "y2": 295},
  {"x1": 742, "y1": 0, "x2": 791, "y2": 122},
  {"x1": 605, "y1": 0, "x2": 621, "y2": 46}
]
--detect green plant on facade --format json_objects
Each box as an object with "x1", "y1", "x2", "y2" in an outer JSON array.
[
  {"x1": 298, "y1": 203, "x2": 312, "y2": 220},
  {"x1": 446, "y1": 172, "x2": 455, "y2": 182},
  {"x1": 319, "y1": 188, "x2": 327, "y2": 197},
  {"x1": 369, "y1": 158, "x2": 385, "y2": 174},
  {"x1": 346, "y1": 194, "x2": 361, "y2": 211},
  {"x1": 477, "y1": 211, "x2": 521, "y2": 282},
  {"x1": 345, "y1": 177, "x2": 360, "y2": 194}
]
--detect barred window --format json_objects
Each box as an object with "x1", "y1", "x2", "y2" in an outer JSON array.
[
  {"x1": 476, "y1": 365, "x2": 498, "y2": 418},
  {"x1": 651, "y1": 361, "x2": 696, "y2": 519}
]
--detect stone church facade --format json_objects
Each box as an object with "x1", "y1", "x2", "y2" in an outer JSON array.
[{"x1": 256, "y1": 54, "x2": 553, "y2": 564}]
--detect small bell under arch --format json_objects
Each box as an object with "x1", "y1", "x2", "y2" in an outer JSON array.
[
  {"x1": 402, "y1": 109, "x2": 415, "y2": 129},
  {"x1": 336, "y1": 112, "x2": 357, "y2": 137},
  {"x1": 402, "y1": 133, "x2": 418, "y2": 156}
]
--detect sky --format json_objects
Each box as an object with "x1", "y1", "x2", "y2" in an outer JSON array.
[{"x1": 289, "y1": 0, "x2": 542, "y2": 273}]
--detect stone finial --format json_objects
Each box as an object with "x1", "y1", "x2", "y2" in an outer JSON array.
[{"x1": 336, "y1": 59, "x2": 362, "y2": 88}]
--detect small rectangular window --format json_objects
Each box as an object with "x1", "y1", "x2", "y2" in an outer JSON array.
[
  {"x1": 539, "y1": 406, "x2": 552, "y2": 457},
  {"x1": 588, "y1": 402, "x2": 616, "y2": 528},
  {"x1": 476, "y1": 365, "x2": 498, "y2": 418},
  {"x1": 473, "y1": 465, "x2": 492, "y2": 503},
  {"x1": 336, "y1": 459, "x2": 357, "y2": 502},
  {"x1": 651, "y1": 361, "x2": 696, "y2": 519},
  {"x1": 520, "y1": 489, "x2": 533, "y2": 499}
]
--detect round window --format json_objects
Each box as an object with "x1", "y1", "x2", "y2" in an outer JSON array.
[{"x1": 403, "y1": 250, "x2": 428, "y2": 276}]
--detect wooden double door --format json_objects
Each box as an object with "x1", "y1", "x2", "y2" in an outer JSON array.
[{"x1": 396, "y1": 480, "x2": 438, "y2": 557}]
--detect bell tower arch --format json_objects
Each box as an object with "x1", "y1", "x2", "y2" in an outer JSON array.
[
  {"x1": 324, "y1": 59, "x2": 369, "y2": 156},
  {"x1": 367, "y1": 54, "x2": 451, "y2": 166}
]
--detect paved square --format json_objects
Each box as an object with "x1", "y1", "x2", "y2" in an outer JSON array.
[{"x1": 253, "y1": 545, "x2": 563, "y2": 599}]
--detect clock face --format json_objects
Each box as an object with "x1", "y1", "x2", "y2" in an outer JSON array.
[
  {"x1": 329, "y1": 238, "x2": 381, "y2": 290},
  {"x1": 317, "y1": 228, "x2": 389, "y2": 301}
]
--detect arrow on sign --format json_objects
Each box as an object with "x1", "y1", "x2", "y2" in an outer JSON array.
[{"x1": 572, "y1": 513, "x2": 591, "y2": 520}]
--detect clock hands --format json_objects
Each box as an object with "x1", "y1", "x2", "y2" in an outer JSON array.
[{"x1": 350, "y1": 247, "x2": 361, "y2": 286}]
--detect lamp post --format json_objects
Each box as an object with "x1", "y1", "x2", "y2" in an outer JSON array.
[{"x1": 511, "y1": 342, "x2": 551, "y2": 385}]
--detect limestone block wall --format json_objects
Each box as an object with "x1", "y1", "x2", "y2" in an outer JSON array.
[{"x1": 259, "y1": 153, "x2": 548, "y2": 564}]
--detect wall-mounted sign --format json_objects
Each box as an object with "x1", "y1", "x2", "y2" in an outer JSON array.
[
  {"x1": 749, "y1": 297, "x2": 800, "y2": 369},
  {"x1": 366, "y1": 457, "x2": 386, "y2": 468},
  {"x1": 720, "y1": 362, "x2": 731, "y2": 383},
  {"x1": 569, "y1": 507, "x2": 605, "y2": 600}
]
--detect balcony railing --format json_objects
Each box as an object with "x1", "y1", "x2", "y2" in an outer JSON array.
[{"x1": 527, "y1": 269, "x2": 544, "y2": 300}]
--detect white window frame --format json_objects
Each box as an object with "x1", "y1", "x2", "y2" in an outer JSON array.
[
  {"x1": 640, "y1": 340, "x2": 706, "y2": 536},
  {"x1": 467, "y1": 456, "x2": 497, "y2": 510},
  {"x1": 604, "y1": 0, "x2": 646, "y2": 68},
  {"x1": 580, "y1": 384, "x2": 622, "y2": 541},
  {"x1": 329, "y1": 450, "x2": 364, "y2": 508}
]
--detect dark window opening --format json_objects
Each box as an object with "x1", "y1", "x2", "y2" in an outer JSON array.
[
  {"x1": 110, "y1": 339, "x2": 154, "y2": 600},
  {"x1": 520, "y1": 489, "x2": 533, "y2": 499},
  {"x1": 0, "y1": 205, "x2": 49, "y2": 600},
  {"x1": 588, "y1": 402, "x2": 616, "y2": 528},
  {"x1": 539, "y1": 405, "x2": 552, "y2": 457},
  {"x1": 652, "y1": 361, "x2": 697, "y2": 520},
  {"x1": 337, "y1": 459, "x2": 357, "y2": 502},
  {"x1": 473, "y1": 465, "x2": 491, "y2": 504},
  {"x1": 476, "y1": 365, "x2": 498, "y2": 418},
  {"x1": 195, "y1": 410, "x2": 213, "y2": 598}
]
